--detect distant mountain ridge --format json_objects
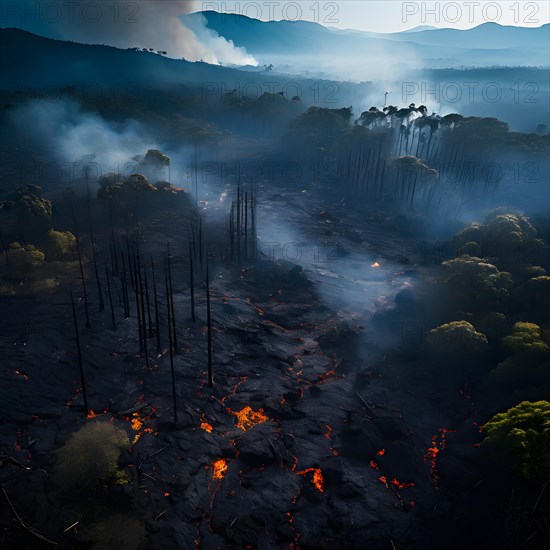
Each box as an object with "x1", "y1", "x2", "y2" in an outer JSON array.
[{"x1": 185, "y1": 11, "x2": 549, "y2": 67}]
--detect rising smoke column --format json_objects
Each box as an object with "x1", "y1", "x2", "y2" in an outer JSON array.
[{"x1": 2, "y1": 0, "x2": 257, "y2": 65}]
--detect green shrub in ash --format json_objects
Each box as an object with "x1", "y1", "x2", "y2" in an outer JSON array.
[
  {"x1": 426, "y1": 320, "x2": 488, "y2": 355},
  {"x1": 55, "y1": 422, "x2": 129, "y2": 491},
  {"x1": 43, "y1": 229, "x2": 76, "y2": 261},
  {"x1": 503, "y1": 322, "x2": 549, "y2": 355},
  {"x1": 441, "y1": 255, "x2": 513, "y2": 312},
  {"x1": 513, "y1": 276, "x2": 550, "y2": 319},
  {"x1": 1, "y1": 242, "x2": 45, "y2": 280},
  {"x1": 0, "y1": 185, "x2": 52, "y2": 242},
  {"x1": 452, "y1": 211, "x2": 545, "y2": 273},
  {"x1": 482, "y1": 400, "x2": 550, "y2": 481},
  {"x1": 491, "y1": 322, "x2": 550, "y2": 386}
]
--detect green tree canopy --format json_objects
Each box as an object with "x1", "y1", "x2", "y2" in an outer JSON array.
[
  {"x1": 482, "y1": 401, "x2": 550, "y2": 481},
  {"x1": 426, "y1": 320, "x2": 488, "y2": 354}
]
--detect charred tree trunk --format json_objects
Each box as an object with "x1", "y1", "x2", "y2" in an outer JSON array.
[
  {"x1": 189, "y1": 241, "x2": 196, "y2": 322},
  {"x1": 167, "y1": 251, "x2": 178, "y2": 353},
  {"x1": 87, "y1": 189, "x2": 105, "y2": 312},
  {"x1": 74, "y1": 232, "x2": 90, "y2": 329},
  {"x1": 144, "y1": 267, "x2": 153, "y2": 338},
  {"x1": 70, "y1": 287, "x2": 89, "y2": 414},
  {"x1": 105, "y1": 265, "x2": 116, "y2": 330},
  {"x1": 206, "y1": 262, "x2": 213, "y2": 387},
  {"x1": 137, "y1": 254, "x2": 150, "y2": 368},
  {"x1": 165, "y1": 271, "x2": 177, "y2": 425},
  {"x1": 151, "y1": 259, "x2": 161, "y2": 354}
]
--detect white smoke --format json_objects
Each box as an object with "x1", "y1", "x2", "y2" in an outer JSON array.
[
  {"x1": 7, "y1": 99, "x2": 160, "y2": 179},
  {"x1": 8, "y1": 0, "x2": 257, "y2": 66}
]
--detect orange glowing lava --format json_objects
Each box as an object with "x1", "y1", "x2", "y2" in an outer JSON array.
[
  {"x1": 297, "y1": 468, "x2": 325, "y2": 493},
  {"x1": 425, "y1": 427, "x2": 456, "y2": 483},
  {"x1": 131, "y1": 412, "x2": 143, "y2": 431},
  {"x1": 200, "y1": 413, "x2": 213, "y2": 433},
  {"x1": 389, "y1": 478, "x2": 415, "y2": 490},
  {"x1": 212, "y1": 458, "x2": 228, "y2": 480},
  {"x1": 233, "y1": 405, "x2": 269, "y2": 431}
]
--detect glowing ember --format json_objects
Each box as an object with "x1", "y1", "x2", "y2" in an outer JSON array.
[
  {"x1": 212, "y1": 458, "x2": 228, "y2": 480},
  {"x1": 14, "y1": 370, "x2": 29, "y2": 380},
  {"x1": 233, "y1": 405, "x2": 269, "y2": 431},
  {"x1": 297, "y1": 468, "x2": 325, "y2": 493},
  {"x1": 164, "y1": 492, "x2": 170, "y2": 497},
  {"x1": 379, "y1": 475, "x2": 414, "y2": 490},
  {"x1": 200, "y1": 413, "x2": 213, "y2": 433},
  {"x1": 389, "y1": 478, "x2": 415, "y2": 490},
  {"x1": 131, "y1": 412, "x2": 143, "y2": 431},
  {"x1": 371, "y1": 261, "x2": 381, "y2": 268},
  {"x1": 424, "y1": 427, "x2": 455, "y2": 484},
  {"x1": 87, "y1": 410, "x2": 101, "y2": 419},
  {"x1": 376, "y1": 449, "x2": 385, "y2": 456}
]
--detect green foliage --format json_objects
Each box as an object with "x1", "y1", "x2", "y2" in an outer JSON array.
[
  {"x1": 514, "y1": 276, "x2": 550, "y2": 318},
  {"x1": 44, "y1": 229, "x2": 76, "y2": 260},
  {"x1": 426, "y1": 320, "x2": 488, "y2": 354},
  {"x1": 452, "y1": 212, "x2": 544, "y2": 272},
  {"x1": 503, "y1": 322, "x2": 549, "y2": 355},
  {"x1": 55, "y1": 422, "x2": 129, "y2": 491},
  {"x1": 2, "y1": 242, "x2": 45, "y2": 280},
  {"x1": 477, "y1": 311, "x2": 508, "y2": 340},
  {"x1": 491, "y1": 322, "x2": 549, "y2": 386},
  {"x1": 0, "y1": 186, "x2": 52, "y2": 242},
  {"x1": 442, "y1": 255, "x2": 513, "y2": 311},
  {"x1": 286, "y1": 106, "x2": 351, "y2": 149},
  {"x1": 482, "y1": 401, "x2": 550, "y2": 481},
  {"x1": 484, "y1": 211, "x2": 538, "y2": 248}
]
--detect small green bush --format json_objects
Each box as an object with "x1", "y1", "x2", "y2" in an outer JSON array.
[
  {"x1": 3, "y1": 242, "x2": 45, "y2": 279},
  {"x1": 482, "y1": 401, "x2": 550, "y2": 481},
  {"x1": 442, "y1": 255, "x2": 513, "y2": 312},
  {"x1": 503, "y1": 322, "x2": 549, "y2": 355},
  {"x1": 426, "y1": 320, "x2": 488, "y2": 354},
  {"x1": 55, "y1": 422, "x2": 129, "y2": 491},
  {"x1": 44, "y1": 229, "x2": 76, "y2": 260}
]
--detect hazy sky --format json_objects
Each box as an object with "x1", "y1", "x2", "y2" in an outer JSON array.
[{"x1": 198, "y1": 0, "x2": 550, "y2": 32}]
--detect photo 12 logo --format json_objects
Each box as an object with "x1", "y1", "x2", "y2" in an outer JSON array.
[
  {"x1": 402, "y1": 2, "x2": 541, "y2": 25},
  {"x1": 201, "y1": 2, "x2": 340, "y2": 23},
  {"x1": 0, "y1": 1, "x2": 140, "y2": 24}
]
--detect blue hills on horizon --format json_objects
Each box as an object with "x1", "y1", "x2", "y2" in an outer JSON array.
[{"x1": 186, "y1": 11, "x2": 550, "y2": 68}]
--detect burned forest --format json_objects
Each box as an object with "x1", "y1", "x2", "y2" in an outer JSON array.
[{"x1": 1, "y1": 2, "x2": 550, "y2": 550}]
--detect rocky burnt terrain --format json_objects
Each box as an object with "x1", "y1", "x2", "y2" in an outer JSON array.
[{"x1": 0, "y1": 176, "x2": 544, "y2": 549}]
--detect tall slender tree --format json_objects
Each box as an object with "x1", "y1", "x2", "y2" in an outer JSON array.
[
  {"x1": 70, "y1": 287, "x2": 89, "y2": 414},
  {"x1": 206, "y1": 262, "x2": 213, "y2": 387},
  {"x1": 165, "y1": 271, "x2": 177, "y2": 425}
]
